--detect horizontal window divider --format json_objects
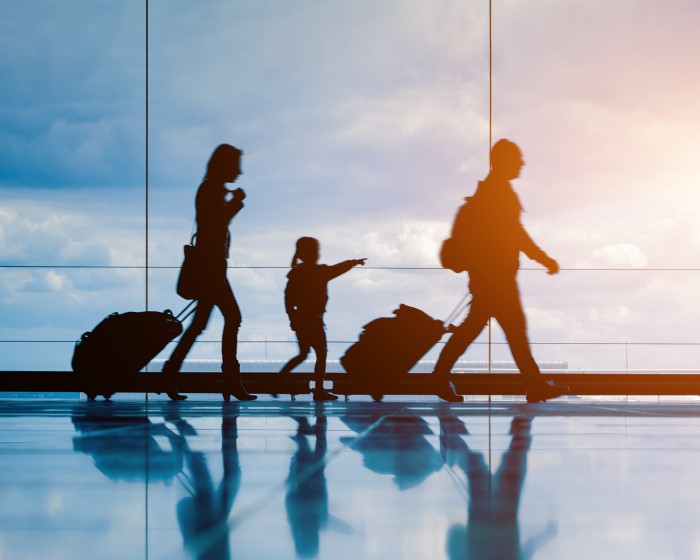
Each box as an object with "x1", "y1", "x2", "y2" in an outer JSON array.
[
  {"x1": 2, "y1": 339, "x2": 700, "y2": 346},
  {"x1": 3, "y1": 264, "x2": 700, "y2": 271}
]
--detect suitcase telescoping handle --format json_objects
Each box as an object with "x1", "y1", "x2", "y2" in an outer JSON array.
[
  {"x1": 175, "y1": 300, "x2": 197, "y2": 323},
  {"x1": 443, "y1": 293, "x2": 471, "y2": 331}
]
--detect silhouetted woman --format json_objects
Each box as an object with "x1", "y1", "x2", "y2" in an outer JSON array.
[
  {"x1": 163, "y1": 144, "x2": 255, "y2": 401},
  {"x1": 280, "y1": 237, "x2": 365, "y2": 401}
]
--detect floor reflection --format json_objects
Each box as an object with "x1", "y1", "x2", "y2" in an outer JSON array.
[
  {"x1": 72, "y1": 403, "x2": 185, "y2": 484},
  {"x1": 69, "y1": 403, "x2": 552, "y2": 559},
  {"x1": 286, "y1": 407, "x2": 328, "y2": 558},
  {"x1": 340, "y1": 413, "x2": 443, "y2": 490},
  {"x1": 440, "y1": 414, "x2": 556, "y2": 560},
  {"x1": 72, "y1": 403, "x2": 242, "y2": 559},
  {"x1": 176, "y1": 406, "x2": 240, "y2": 560},
  {"x1": 5, "y1": 399, "x2": 695, "y2": 559}
]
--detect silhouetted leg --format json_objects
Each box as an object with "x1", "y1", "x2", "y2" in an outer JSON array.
[
  {"x1": 280, "y1": 328, "x2": 311, "y2": 374},
  {"x1": 280, "y1": 350, "x2": 310, "y2": 374},
  {"x1": 493, "y1": 287, "x2": 541, "y2": 383},
  {"x1": 163, "y1": 300, "x2": 214, "y2": 400},
  {"x1": 218, "y1": 279, "x2": 255, "y2": 401},
  {"x1": 433, "y1": 297, "x2": 490, "y2": 407},
  {"x1": 434, "y1": 299, "x2": 491, "y2": 380},
  {"x1": 310, "y1": 322, "x2": 335, "y2": 400},
  {"x1": 312, "y1": 330, "x2": 327, "y2": 380},
  {"x1": 495, "y1": 286, "x2": 568, "y2": 402},
  {"x1": 166, "y1": 300, "x2": 214, "y2": 372},
  {"x1": 434, "y1": 295, "x2": 492, "y2": 401},
  {"x1": 218, "y1": 278, "x2": 242, "y2": 374}
]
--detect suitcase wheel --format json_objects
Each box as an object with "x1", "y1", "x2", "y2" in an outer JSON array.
[{"x1": 372, "y1": 394, "x2": 384, "y2": 402}]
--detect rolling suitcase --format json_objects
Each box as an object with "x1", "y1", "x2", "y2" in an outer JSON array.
[
  {"x1": 72, "y1": 301, "x2": 196, "y2": 399},
  {"x1": 340, "y1": 296, "x2": 469, "y2": 399}
]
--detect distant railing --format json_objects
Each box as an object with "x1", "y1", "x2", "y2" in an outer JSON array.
[{"x1": 3, "y1": 264, "x2": 700, "y2": 372}]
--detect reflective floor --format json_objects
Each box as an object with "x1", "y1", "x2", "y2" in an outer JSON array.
[{"x1": 2, "y1": 397, "x2": 700, "y2": 559}]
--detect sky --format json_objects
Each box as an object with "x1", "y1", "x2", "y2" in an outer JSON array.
[{"x1": 1, "y1": 0, "x2": 700, "y2": 371}]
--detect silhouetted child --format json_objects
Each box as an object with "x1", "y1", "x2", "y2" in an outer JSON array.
[{"x1": 280, "y1": 237, "x2": 366, "y2": 401}]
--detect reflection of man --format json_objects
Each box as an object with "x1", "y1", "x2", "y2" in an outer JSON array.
[
  {"x1": 435, "y1": 139, "x2": 567, "y2": 403},
  {"x1": 439, "y1": 415, "x2": 556, "y2": 559}
]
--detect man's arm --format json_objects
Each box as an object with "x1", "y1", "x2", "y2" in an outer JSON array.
[{"x1": 520, "y1": 226, "x2": 559, "y2": 274}]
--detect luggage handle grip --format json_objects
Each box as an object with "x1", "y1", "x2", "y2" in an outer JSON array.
[
  {"x1": 443, "y1": 292, "x2": 471, "y2": 329},
  {"x1": 176, "y1": 300, "x2": 197, "y2": 322}
]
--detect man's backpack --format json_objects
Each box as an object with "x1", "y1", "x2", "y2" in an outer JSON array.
[{"x1": 439, "y1": 195, "x2": 482, "y2": 273}]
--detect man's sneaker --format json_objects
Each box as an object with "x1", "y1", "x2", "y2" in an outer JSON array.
[
  {"x1": 526, "y1": 380, "x2": 569, "y2": 403},
  {"x1": 436, "y1": 380, "x2": 464, "y2": 403}
]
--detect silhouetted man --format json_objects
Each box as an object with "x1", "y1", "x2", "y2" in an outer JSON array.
[{"x1": 435, "y1": 139, "x2": 567, "y2": 403}]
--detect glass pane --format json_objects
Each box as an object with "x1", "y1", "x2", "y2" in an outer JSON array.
[{"x1": 0, "y1": 1, "x2": 146, "y2": 374}]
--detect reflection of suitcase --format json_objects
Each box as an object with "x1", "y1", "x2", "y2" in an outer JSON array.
[
  {"x1": 72, "y1": 302, "x2": 196, "y2": 399},
  {"x1": 340, "y1": 304, "x2": 447, "y2": 393}
]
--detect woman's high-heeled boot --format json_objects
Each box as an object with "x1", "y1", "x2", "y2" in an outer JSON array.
[
  {"x1": 222, "y1": 369, "x2": 256, "y2": 402},
  {"x1": 161, "y1": 361, "x2": 187, "y2": 401}
]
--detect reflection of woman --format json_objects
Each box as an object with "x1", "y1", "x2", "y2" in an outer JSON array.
[
  {"x1": 177, "y1": 408, "x2": 241, "y2": 560},
  {"x1": 164, "y1": 144, "x2": 255, "y2": 401}
]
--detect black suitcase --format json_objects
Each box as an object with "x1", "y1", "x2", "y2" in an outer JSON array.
[
  {"x1": 72, "y1": 302, "x2": 196, "y2": 399},
  {"x1": 340, "y1": 304, "x2": 447, "y2": 395}
]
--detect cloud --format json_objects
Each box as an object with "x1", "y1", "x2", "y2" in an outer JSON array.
[
  {"x1": 591, "y1": 244, "x2": 649, "y2": 268},
  {"x1": 0, "y1": 1, "x2": 145, "y2": 188},
  {"x1": 3, "y1": 1, "x2": 700, "y2": 372},
  {"x1": 0, "y1": 203, "x2": 110, "y2": 266},
  {"x1": 360, "y1": 220, "x2": 448, "y2": 267}
]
